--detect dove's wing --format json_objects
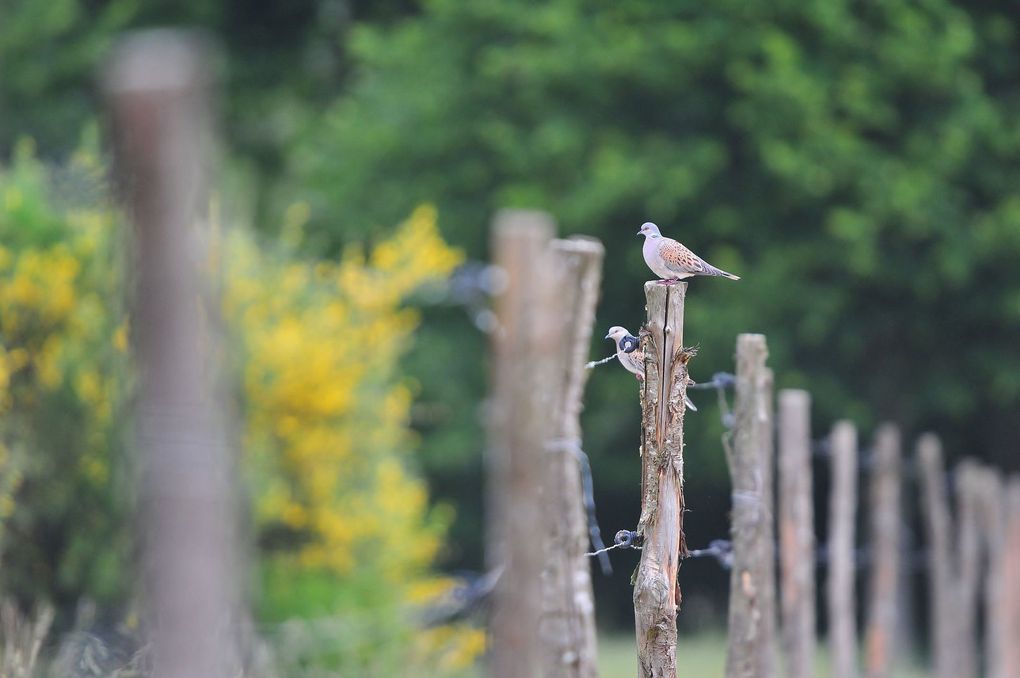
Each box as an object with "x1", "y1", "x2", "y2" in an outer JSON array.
[
  {"x1": 618, "y1": 347, "x2": 645, "y2": 376},
  {"x1": 657, "y1": 238, "x2": 709, "y2": 276}
]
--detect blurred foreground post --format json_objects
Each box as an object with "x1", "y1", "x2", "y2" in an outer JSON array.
[
  {"x1": 487, "y1": 211, "x2": 560, "y2": 678},
  {"x1": 725, "y1": 333, "x2": 776, "y2": 678},
  {"x1": 827, "y1": 421, "x2": 858, "y2": 678},
  {"x1": 917, "y1": 434, "x2": 960, "y2": 678},
  {"x1": 864, "y1": 424, "x2": 902, "y2": 678},
  {"x1": 105, "y1": 31, "x2": 241, "y2": 676},
  {"x1": 777, "y1": 389, "x2": 815, "y2": 678},
  {"x1": 633, "y1": 281, "x2": 690, "y2": 678},
  {"x1": 540, "y1": 237, "x2": 604, "y2": 678}
]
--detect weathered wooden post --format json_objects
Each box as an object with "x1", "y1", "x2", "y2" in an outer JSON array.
[
  {"x1": 1002, "y1": 478, "x2": 1020, "y2": 678},
  {"x1": 633, "y1": 281, "x2": 690, "y2": 678},
  {"x1": 540, "y1": 237, "x2": 604, "y2": 678},
  {"x1": 973, "y1": 467, "x2": 1006, "y2": 678},
  {"x1": 956, "y1": 461, "x2": 985, "y2": 678},
  {"x1": 487, "y1": 210, "x2": 561, "y2": 678},
  {"x1": 725, "y1": 334, "x2": 777, "y2": 678},
  {"x1": 864, "y1": 424, "x2": 902, "y2": 678},
  {"x1": 827, "y1": 421, "x2": 858, "y2": 678},
  {"x1": 917, "y1": 434, "x2": 960, "y2": 678},
  {"x1": 105, "y1": 31, "x2": 241, "y2": 676},
  {"x1": 777, "y1": 389, "x2": 815, "y2": 678}
]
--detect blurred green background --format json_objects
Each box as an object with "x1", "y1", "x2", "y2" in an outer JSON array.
[{"x1": 3, "y1": 0, "x2": 1020, "y2": 672}]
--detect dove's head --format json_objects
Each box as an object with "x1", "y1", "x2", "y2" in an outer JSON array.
[
  {"x1": 638, "y1": 222, "x2": 661, "y2": 238},
  {"x1": 605, "y1": 326, "x2": 630, "y2": 342}
]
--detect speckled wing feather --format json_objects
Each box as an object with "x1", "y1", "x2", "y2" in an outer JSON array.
[
  {"x1": 657, "y1": 238, "x2": 707, "y2": 276},
  {"x1": 618, "y1": 346, "x2": 645, "y2": 375}
]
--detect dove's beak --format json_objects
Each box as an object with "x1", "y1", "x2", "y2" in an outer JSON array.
[
  {"x1": 636, "y1": 228, "x2": 642, "y2": 235},
  {"x1": 604, "y1": 333, "x2": 612, "y2": 340}
]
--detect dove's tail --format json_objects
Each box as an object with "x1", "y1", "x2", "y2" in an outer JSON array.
[{"x1": 704, "y1": 263, "x2": 740, "y2": 280}]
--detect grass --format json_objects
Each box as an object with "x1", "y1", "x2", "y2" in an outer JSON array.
[{"x1": 598, "y1": 632, "x2": 930, "y2": 677}]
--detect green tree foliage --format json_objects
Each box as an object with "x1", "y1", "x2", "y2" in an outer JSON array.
[{"x1": 288, "y1": 1, "x2": 1020, "y2": 512}]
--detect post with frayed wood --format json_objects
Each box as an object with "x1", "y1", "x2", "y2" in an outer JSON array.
[
  {"x1": 1002, "y1": 479, "x2": 1020, "y2": 678},
  {"x1": 778, "y1": 389, "x2": 815, "y2": 678},
  {"x1": 917, "y1": 434, "x2": 960, "y2": 678},
  {"x1": 105, "y1": 31, "x2": 242, "y2": 676},
  {"x1": 633, "y1": 281, "x2": 691, "y2": 678},
  {"x1": 539, "y1": 237, "x2": 605, "y2": 678},
  {"x1": 725, "y1": 333, "x2": 777, "y2": 678},
  {"x1": 864, "y1": 424, "x2": 902, "y2": 678},
  {"x1": 487, "y1": 210, "x2": 561, "y2": 678}
]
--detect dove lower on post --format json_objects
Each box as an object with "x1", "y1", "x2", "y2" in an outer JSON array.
[
  {"x1": 638, "y1": 222, "x2": 741, "y2": 284},
  {"x1": 604, "y1": 326, "x2": 697, "y2": 412}
]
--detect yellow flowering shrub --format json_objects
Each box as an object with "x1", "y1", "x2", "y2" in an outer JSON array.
[
  {"x1": 0, "y1": 139, "x2": 128, "y2": 601},
  {"x1": 1, "y1": 142, "x2": 481, "y2": 673}
]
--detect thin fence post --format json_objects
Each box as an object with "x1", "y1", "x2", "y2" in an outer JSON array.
[
  {"x1": 956, "y1": 461, "x2": 984, "y2": 678},
  {"x1": 917, "y1": 434, "x2": 959, "y2": 678},
  {"x1": 1002, "y1": 479, "x2": 1020, "y2": 678},
  {"x1": 864, "y1": 424, "x2": 902, "y2": 678},
  {"x1": 827, "y1": 421, "x2": 858, "y2": 678},
  {"x1": 633, "y1": 281, "x2": 690, "y2": 678},
  {"x1": 105, "y1": 31, "x2": 241, "y2": 677},
  {"x1": 487, "y1": 210, "x2": 560, "y2": 678},
  {"x1": 974, "y1": 468, "x2": 1006, "y2": 678},
  {"x1": 778, "y1": 389, "x2": 815, "y2": 678},
  {"x1": 540, "y1": 237, "x2": 605, "y2": 678},
  {"x1": 725, "y1": 334, "x2": 776, "y2": 678}
]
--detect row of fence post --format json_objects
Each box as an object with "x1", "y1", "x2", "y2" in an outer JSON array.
[{"x1": 724, "y1": 333, "x2": 1020, "y2": 678}]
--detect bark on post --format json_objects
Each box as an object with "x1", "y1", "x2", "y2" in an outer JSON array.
[
  {"x1": 777, "y1": 389, "x2": 815, "y2": 678},
  {"x1": 633, "y1": 281, "x2": 690, "y2": 678},
  {"x1": 1002, "y1": 479, "x2": 1020, "y2": 678},
  {"x1": 917, "y1": 434, "x2": 959, "y2": 678},
  {"x1": 725, "y1": 334, "x2": 777, "y2": 678},
  {"x1": 864, "y1": 424, "x2": 902, "y2": 678},
  {"x1": 105, "y1": 32, "x2": 241, "y2": 677},
  {"x1": 827, "y1": 421, "x2": 858, "y2": 678},
  {"x1": 487, "y1": 210, "x2": 561, "y2": 678},
  {"x1": 539, "y1": 237, "x2": 604, "y2": 678}
]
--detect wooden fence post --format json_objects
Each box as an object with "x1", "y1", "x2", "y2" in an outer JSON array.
[
  {"x1": 973, "y1": 468, "x2": 1006, "y2": 678},
  {"x1": 778, "y1": 389, "x2": 815, "y2": 678},
  {"x1": 105, "y1": 31, "x2": 241, "y2": 676},
  {"x1": 1002, "y1": 479, "x2": 1020, "y2": 678},
  {"x1": 487, "y1": 210, "x2": 560, "y2": 678},
  {"x1": 917, "y1": 434, "x2": 960, "y2": 678},
  {"x1": 725, "y1": 334, "x2": 777, "y2": 678},
  {"x1": 864, "y1": 424, "x2": 902, "y2": 678},
  {"x1": 633, "y1": 281, "x2": 690, "y2": 678},
  {"x1": 827, "y1": 421, "x2": 858, "y2": 678},
  {"x1": 956, "y1": 461, "x2": 985, "y2": 678},
  {"x1": 540, "y1": 237, "x2": 605, "y2": 678}
]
